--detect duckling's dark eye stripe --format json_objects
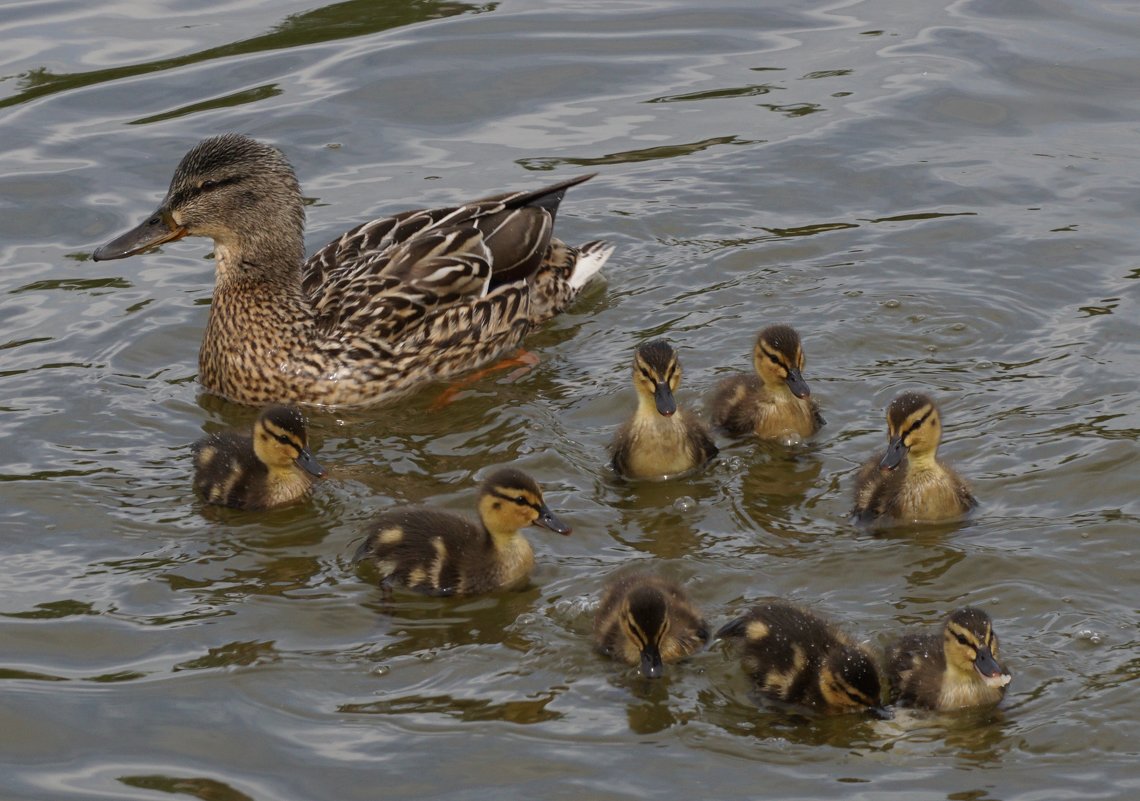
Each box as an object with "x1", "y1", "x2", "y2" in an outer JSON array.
[
  {"x1": 903, "y1": 408, "x2": 933, "y2": 437},
  {"x1": 488, "y1": 488, "x2": 541, "y2": 512},
  {"x1": 760, "y1": 344, "x2": 786, "y2": 367}
]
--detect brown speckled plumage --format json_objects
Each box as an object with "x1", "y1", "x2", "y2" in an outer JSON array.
[
  {"x1": 708, "y1": 324, "x2": 824, "y2": 441},
  {"x1": 94, "y1": 134, "x2": 611, "y2": 407},
  {"x1": 353, "y1": 468, "x2": 571, "y2": 596},
  {"x1": 717, "y1": 600, "x2": 882, "y2": 713}
]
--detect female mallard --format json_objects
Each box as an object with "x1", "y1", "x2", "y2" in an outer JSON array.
[
  {"x1": 192, "y1": 405, "x2": 324, "y2": 510},
  {"x1": 708, "y1": 324, "x2": 824, "y2": 442},
  {"x1": 593, "y1": 572, "x2": 709, "y2": 678},
  {"x1": 609, "y1": 339, "x2": 718, "y2": 479},
  {"x1": 93, "y1": 134, "x2": 611, "y2": 407},
  {"x1": 852, "y1": 391, "x2": 977, "y2": 524},
  {"x1": 717, "y1": 600, "x2": 883, "y2": 714},
  {"x1": 353, "y1": 468, "x2": 570, "y2": 596},
  {"x1": 886, "y1": 606, "x2": 1011, "y2": 711}
]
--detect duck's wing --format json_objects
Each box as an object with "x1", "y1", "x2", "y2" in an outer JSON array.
[{"x1": 302, "y1": 174, "x2": 597, "y2": 341}]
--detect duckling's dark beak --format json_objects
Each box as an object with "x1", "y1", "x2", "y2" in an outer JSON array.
[
  {"x1": 653, "y1": 382, "x2": 676, "y2": 417},
  {"x1": 879, "y1": 436, "x2": 908, "y2": 471},
  {"x1": 868, "y1": 705, "x2": 894, "y2": 720},
  {"x1": 973, "y1": 645, "x2": 1011, "y2": 688},
  {"x1": 92, "y1": 208, "x2": 188, "y2": 261},
  {"x1": 534, "y1": 504, "x2": 571, "y2": 536},
  {"x1": 639, "y1": 645, "x2": 664, "y2": 679},
  {"x1": 784, "y1": 368, "x2": 811, "y2": 399},
  {"x1": 295, "y1": 447, "x2": 326, "y2": 478}
]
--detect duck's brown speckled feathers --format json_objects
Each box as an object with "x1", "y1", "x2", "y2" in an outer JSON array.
[
  {"x1": 353, "y1": 468, "x2": 570, "y2": 596},
  {"x1": 717, "y1": 600, "x2": 882, "y2": 713},
  {"x1": 852, "y1": 391, "x2": 977, "y2": 524},
  {"x1": 593, "y1": 572, "x2": 709, "y2": 678},
  {"x1": 610, "y1": 339, "x2": 718, "y2": 479},
  {"x1": 93, "y1": 134, "x2": 611, "y2": 407},
  {"x1": 191, "y1": 405, "x2": 324, "y2": 511},
  {"x1": 708, "y1": 324, "x2": 824, "y2": 441},
  {"x1": 887, "y1": 606, "x2": 1011, "y2": 711}
]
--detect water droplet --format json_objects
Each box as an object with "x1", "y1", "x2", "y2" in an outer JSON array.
[
  {"x1": 673, "y1": 496, "x2": 696, "y2": 512},
  {"x1": 1077, "y1": 629, "x2": 1102, "y2": 644},
  {"x1": 883, "y1": 299, "x2": 901, "y2": 309},
  {"x1": 844, "y1": 289, "x2": 863, "y2": 297},
  {"x1": 975, "y1": 360, "x2": 993, "y2": 369},
  {"x1": 777, "y1": 430, "x2": 803, "y2": 448},
  {"x1": 372, "y1": 665, "x2": 390, "y2": 677}
]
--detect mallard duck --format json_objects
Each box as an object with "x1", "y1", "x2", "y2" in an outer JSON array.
[
  {"x1": 717, "y1": 600, "x2": 883, "y2": 713},
  {"x1": 852, "y1": 391, "x2": 977, "y2": 523},
  {"x1": 191, "y1": 404, "x2": 324, "y2": 510},
  {"x1": 92, "y1": 134, "x2": 612, "y2": 407},
  {"x1": 593, "y1": 572, "x2": 709, "y2": 678},
  {"x1": 708, "y1": 324, "x2": 824, "y2": 442},
  {"x1": 886, "y1": 607, "x2": 1011, "y2": 710},
  {"x1": 609, "y1": 339, "x2": 718, "y2": 479},
  {"x1": 353, "y1": 468, "x2": 570, "y2": 596}
]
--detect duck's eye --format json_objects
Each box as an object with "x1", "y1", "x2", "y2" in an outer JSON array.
[
  {"x1": 199, "y1": 179, "x2": 219, "y2": 191},
  {"x1": 955, "y1": 634, "x2": 969, "y2": 646}
]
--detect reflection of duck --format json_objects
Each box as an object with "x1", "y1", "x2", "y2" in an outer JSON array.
[
  {"x1": 887, "y1": 607, "x2": 1011, "y2": 711},
  {"x1": 610, "y1": 340, "x2": 718, "y2": 479},
  {"x1": 192, "y1": 405, "x2": 324, "y2": 510},
  {"x1": 354, "y1": 468, "x2": 570, "y2": 596},
  {"x1": 708, "y1": 325, "x2": 824, "y2": 442},
  {"x1": 593, "y1": 572, "x2": 708, "y2": 678},
  {"x1": 853, "y1": 392, "x2": 976, "y2": 523},
  {"x1": 93, "y1": 134, "x2": 610, "y2": 407},
  {"x1": 717, "y1": 600, "x2": 882, "y2": 713}
]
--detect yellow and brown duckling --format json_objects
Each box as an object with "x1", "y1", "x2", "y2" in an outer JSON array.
[
  {"x1": 717, "y1": 600, "x2": 883, "y2": 714},
  {"x1": 191, "y1": 405, "x2": 324, "y2": 511},
  {"x1": 353, "y1": 468, "x2": 570, "y2": 596},
  {"x1": 93, "y1": 134, "x2": 611, "y2": 407},
  {"x1": 593, "y1": 572, "x2": 709, "y2": 678},
  {"x1": 886, "y1": 607, "x2": 1011, "y2": 711},
  {"x1": 609, "y1": 339, "x2": 718, "y2": 479},
  {"x1": 708, "y1": 324, "x2": 825, "y2": 442},
  {"x1": 852, "y1": 391, "x2": 977, "y2": 524}
]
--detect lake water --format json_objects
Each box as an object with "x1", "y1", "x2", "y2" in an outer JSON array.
[{"x1": 1, "y1": 1, "x2": 1137, "y2": 799}]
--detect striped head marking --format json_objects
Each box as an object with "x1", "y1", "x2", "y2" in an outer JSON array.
[
  {"x1": 943, "y1": 607, "x2": 1011, "y2": 688},
  {"x1": 633, "y1": 339, "x2": 681, "y2": 417},
  {"x1": 478, "y1": 468, "x2": 571, "y2": 537},
  {"x1": 622, "y1": 584, "x2": 670, "y2": 678},
  {"x1": 879, "y1": 391, "x2": 942, "y2": 470},
  {"x1": 253, "y1": 405, "x2": 325, "y2": 476},
  {"x1": 754, "y1": 324, "x2": 810, "y2": 398},
  {"x1": 819, "y1": 645, "x2": 882, "y2": 712}
]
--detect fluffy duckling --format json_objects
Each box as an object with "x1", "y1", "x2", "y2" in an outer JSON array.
[
  {"x1": 887, "y1": 607, "x2": 1011, "y2": 711},
  {"x1": 354, "y1": 468, "x2": 570, "y2": 596},
  {"x1": 609, "y1": 340, "x2": 718, "y2": 479},
  {"x1": 852, "y1": 391, "x2": 977, "y2": 524},
  {"x1": 593, "y1": 572, "x2": 709, "y2": 678},
  {"x1": 717, "y1": 601, "x2": 883, "y2": 713},
  {"x1": 708, "y1": 324, "x2": 825, "y2": 442},
  {"x1": 191, "y1": 405, "x2": 324, "y2": 510}
]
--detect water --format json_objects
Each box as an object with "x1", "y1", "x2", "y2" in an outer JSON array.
[{"x1": 2, "y1": 0, "x2": 1138, "y2": 799}]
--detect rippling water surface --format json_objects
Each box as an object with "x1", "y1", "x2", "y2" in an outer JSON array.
[{"x1": 2, "y1": 1, "x2": 1137, "y2": 799}]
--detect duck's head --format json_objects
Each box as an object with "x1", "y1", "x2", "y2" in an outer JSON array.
[
  {"x1": 752, "y1": 324, "x2": 810, "y2": 398},
  {"x1": 252, "y1": 405, "x2": 325, "y2": 477},
  {"x1": 879, "y1": 391, "x2": 943, "y2": 470},
  {"x1": 93, "y1": 134, "x2": 305, "y2": 271},
  {"x1": 819, "y1": 644, "x2": 883, "y2": 712},
  {"x1": 632, "y1": 339, "x2": 681, "y2": 417},
  {"x1": 619, "y1": 583, "x2": 674, "y2": 679},
  {"x1": 478, "y1": 468, "x2": 571, "y2": 538},
  {"x1": 942, "y1": 607, "x2": 1011, "y2": 689}
]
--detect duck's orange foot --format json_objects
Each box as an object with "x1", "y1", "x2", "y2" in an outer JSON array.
[{"x1": 430, "y1": 349, "x2": 541, "y2": 410}]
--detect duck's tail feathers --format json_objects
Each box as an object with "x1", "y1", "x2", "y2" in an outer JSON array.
[{"x1": 569, "y1": 241, "x2": 613, "y2": 290}]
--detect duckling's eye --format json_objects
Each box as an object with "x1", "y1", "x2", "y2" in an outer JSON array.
[
  {"x1": 273, "y1": 433, "x2": 294, "y2": 446},
  {"x1": 515, "y1": 495, "x2": 527, "y2": 505},
  {"x1": 955, "y1": 634, "x2": 969, "y2": 646}
]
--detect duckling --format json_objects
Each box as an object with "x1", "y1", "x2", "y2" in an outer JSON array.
[
  {"x1": 609, "y1": 340, "x2": 718, "y2": 479},
  {"x1": 93, "y1": 134, "x2": 611, "y2": 407},
  {"x1": 708, "y1": 324, "x2": 825, "y2": 442},
  {"x1": 191, "y1": 405, "x2": 324, "y2": 511},
  {"x1": 717, "y1": 601, "x2": 883, "y2": 713},
  {"x1": 354, "y1": 468, "x2": 570, "y2": 596},
  {"x1": 852, "y1": 391, "x2": 977, "y2": 523},
  {"x1": 593, "y1": 572, "x2": 709, "y2": 678},
  {"x1": 886, "y1": 607, "x2": 1011, "y2": 710}
]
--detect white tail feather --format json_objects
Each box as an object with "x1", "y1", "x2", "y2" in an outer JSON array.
[{"x1": 568, "y1": 241, "x2": 613, "y2": 290}]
